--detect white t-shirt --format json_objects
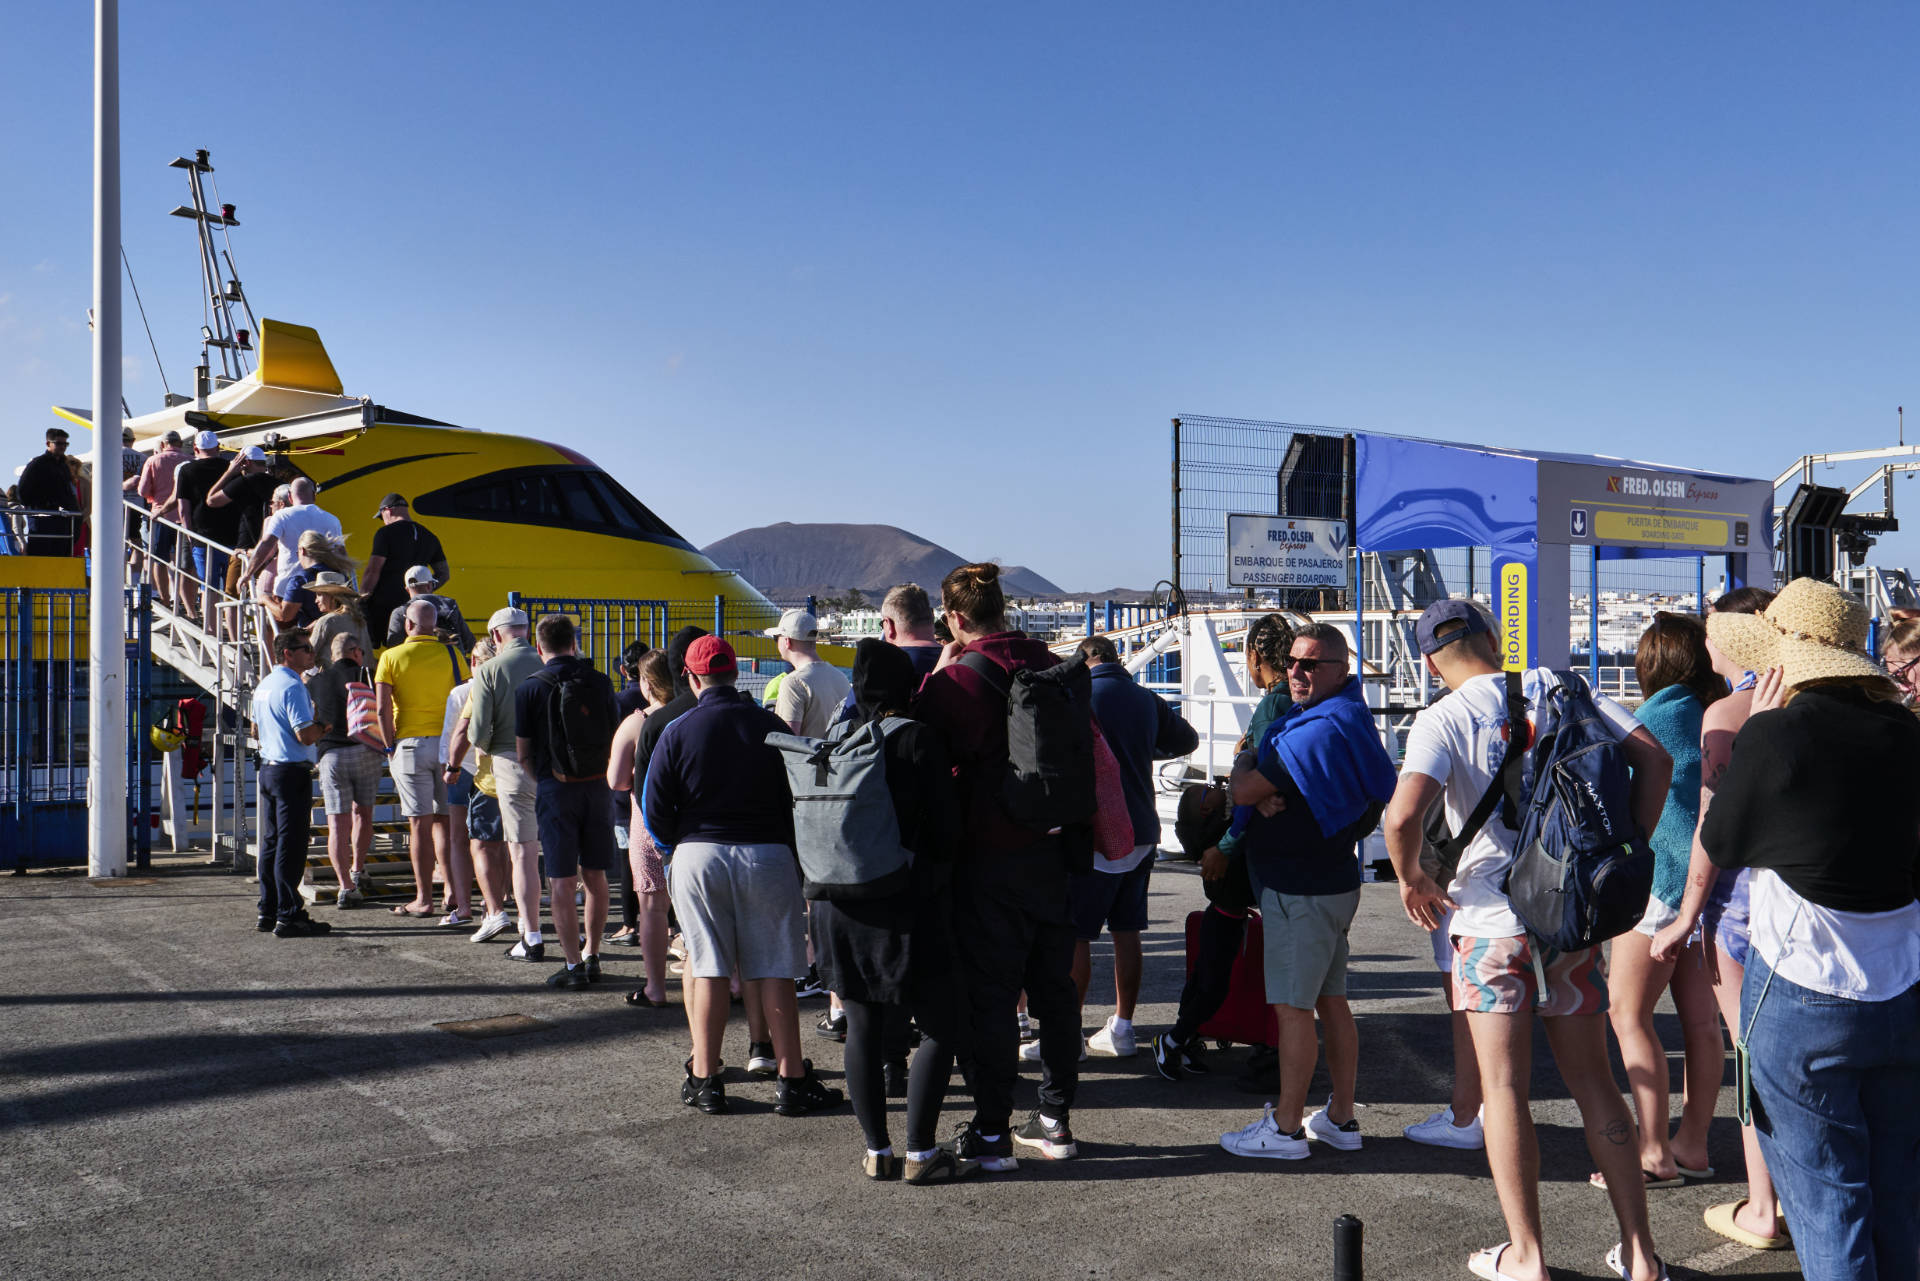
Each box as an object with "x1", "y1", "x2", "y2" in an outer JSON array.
[
  {"x1": 442, "y1": 680, "x2": 474, "y2": 775},
  {"x1": 1099, "y1": 841, "x2": 1155, "y2": 876},
  {"x1": 1749, "y1": 869, "x2": 1920, "y2": 1001},
  {"x1": 261, "y1": 503, "x2": 344, "y2": 577},
  {"x1": 775, "y1": 657, "x2": 853, "y2": 739},
  {"x1": 1399, "y1": 668, "x2": 1640, "y2": 939}
]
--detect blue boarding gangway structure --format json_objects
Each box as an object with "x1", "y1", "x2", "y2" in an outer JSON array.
[{"x1": 1350, "y1": 432, "x2": 1773, "y2": 672}]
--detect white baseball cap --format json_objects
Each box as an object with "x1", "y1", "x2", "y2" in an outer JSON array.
[
  {"x1": 195, "y1": 429, "x2": 221, "y2": 451},
  {"x1": 763, "y1": 608, "x2": 820, "y2": 641},
  {"x1": 403, "y1": 564, "x2": 436, "y2": 587},
  {"x1": 487, "y1": 606, "x2": 529, "y2": 631},
  {"x1": 242, "y1": 445, "x2": 267, "y2": 462}
]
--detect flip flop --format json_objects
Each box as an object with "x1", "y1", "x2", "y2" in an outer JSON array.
[
  {"x1": 439, "y1": 912, "x2": 472, "y2": 927},
  {"x1": 1702, "y1": 1199, "x2": 1792, "y2": 1250},
  {"x1": 1467, "y1": 1243, "x2": 1523, "y2": 1281},
  {"x1": 1675, "y1": 1163, "x2": 1715, "y2": 1180},
  {"x1": 1590, "y1": 1169, "x2": 1685, "y2": 1191},
  {"x1": 625, "y1": 989, "x2": 666, "y2": 1007},
  {"x1": 389, "y1": 905, "x2": 433, "y2": 917},
  {"x1": 1604, "y1": 1243, "x2": 1671, "y2": 1280}
]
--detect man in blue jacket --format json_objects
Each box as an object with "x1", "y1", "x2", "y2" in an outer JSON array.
[
  {"x1": 1048, "y1": 635, "x2": 1197, "y2": 1060},
  {"x1": 1218, "y1": 623, "x2": 1396, "y2": 1161}
]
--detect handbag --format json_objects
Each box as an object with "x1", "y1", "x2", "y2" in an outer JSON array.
[{"x1": 344, "y1": 664, "x2": 386, "y2": 752}]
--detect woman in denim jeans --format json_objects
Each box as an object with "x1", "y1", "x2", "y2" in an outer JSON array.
[{"x1": 1699, "y1": 579, "x2": 1920, "y2": 1281}]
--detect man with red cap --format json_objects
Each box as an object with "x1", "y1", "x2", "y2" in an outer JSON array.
[{"x1": 641, "y1": 634, "x2": 843, "y2": 1118}]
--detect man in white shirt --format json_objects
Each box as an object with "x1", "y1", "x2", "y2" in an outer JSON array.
[
  {"x1": 765, "y1": 609, "x2": 850, "y2": 738},
  {"x1": 1381, "y1": 600, "x2": 1672, "y2": 1281},
  {"x1": 246, "y1": 475, "x2": 342, "y2": 582}
]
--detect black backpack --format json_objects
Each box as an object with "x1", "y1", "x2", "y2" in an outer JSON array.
[
  {"x1": 537, "y1": 664, "x2": 615, "y2": 779},
  {"x1": 961, "y1": 650, "x2": 1096, "y2": 831}
]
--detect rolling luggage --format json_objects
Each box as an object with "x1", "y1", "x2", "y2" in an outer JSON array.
[{"x1": 1185, "y1": 908, "x2": 1277, "y2": 1047}]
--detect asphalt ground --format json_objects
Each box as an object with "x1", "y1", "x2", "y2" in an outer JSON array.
[{"x1": 0, "y1": 857, "x2": 1803, "y2": 1281}]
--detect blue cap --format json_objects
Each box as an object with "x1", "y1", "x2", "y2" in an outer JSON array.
[{"x1": 1416, "y1": 599, "x2": 1493, "y2": 655}]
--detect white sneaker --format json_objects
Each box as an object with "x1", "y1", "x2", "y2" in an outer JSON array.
[
  {"x1": 1019, "y1": 1037, "x2": 1088, "y2": 1063},
  {"x1": 1403, "y1": 1105, "x2": 1485, "y2": 1150},
  {"x1": 1087, "y1": 1015, "x2": 1137, "y2": 1057},
  {"x1": 470, "y1": 912, "x2": 511, "y2": 944},
  {"x1": 1304, "y1": 1098, "x2": 1363, "y2": 1150},
  {"x1": 1219, "y1": 1104, "x2": 1309, "y2": 1159}
]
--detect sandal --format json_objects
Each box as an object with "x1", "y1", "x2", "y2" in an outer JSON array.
[
  {"x1": 439, "y1": 911, "x2": 472, "y2": 928},
  {"x1": 1604, "y1": 1243, "x2": 1670, "y2": 1280},
  {"x1": 1590, "y1": 1168, "x2": 1685, "y2": 1191},
  {"x1": 390, "y1": 904, "x2": 433, "y2": 917},
  {"x1": 1702, "y1": 1199, "x2": 1791, "y2": 1250},
  {"x1": 625, "y1": 989, "x2": 666, "y2": 1008},
  {"x1": 1467, "y1": 1243, "x2": 1523, "y2": 1281}
]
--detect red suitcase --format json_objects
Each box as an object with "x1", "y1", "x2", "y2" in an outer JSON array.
[{"x1": 1185, "y1": 908, "x2": 1278, "y2": 1047}]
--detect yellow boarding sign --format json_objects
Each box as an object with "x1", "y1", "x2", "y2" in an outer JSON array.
[{"x1": 1594, "y1": 509, "x2": 1729, "y2": 549}]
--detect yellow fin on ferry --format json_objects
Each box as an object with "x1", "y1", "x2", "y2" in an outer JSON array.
[{"x1": 256, "y1": 319, "x2": 343, "y2": 395}]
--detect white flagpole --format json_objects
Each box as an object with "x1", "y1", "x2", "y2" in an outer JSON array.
[{"x1": 88, "y1": 0, "x2": 127, "y2": 878}]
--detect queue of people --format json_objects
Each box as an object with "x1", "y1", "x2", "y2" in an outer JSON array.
[{"x1": 240, "y1": 556, "x2": 1918, "y2": 1273}]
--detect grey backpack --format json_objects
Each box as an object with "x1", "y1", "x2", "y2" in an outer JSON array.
[{"x1": 768, "y1": 716, "x2": 914, "y2": 901}]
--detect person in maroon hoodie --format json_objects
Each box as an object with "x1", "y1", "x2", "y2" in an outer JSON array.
[{"x1": 913, "y1": 561, "x2": 1084, "y2": 1170}]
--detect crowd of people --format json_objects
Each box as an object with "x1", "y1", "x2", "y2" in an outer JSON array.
[{"x1": 177, "y1": 511, "x2": 1920, "y2": 1277}]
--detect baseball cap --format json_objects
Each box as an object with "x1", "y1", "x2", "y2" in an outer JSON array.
[
  {"x1": 684, "y1": 635, "x2": 737, "y2": 675},
  {"x1": 122, "y1": 426, "x2": 135, "y2": 443},
  {"x1": 763, "y1": 608, "x2": 820, "y2": 641},
  {"x1": 242, "y1": 445, "x2": 267, "y2": 462},
  {"x1": 403, "y1": 564, "x2": 436, "y2": 587},
  {"x1": 487, "y1": 606, "x2": 528, "y2": 631},
  {"x1": 195, "y1": 429, "x2": 220, "y2": 451},
  {"x1": 375, "y1": 492, "x2": 408, "y2": 515},
  {"x1": 1415, "y1": 599, "x2": 1494, "y2": 656}
]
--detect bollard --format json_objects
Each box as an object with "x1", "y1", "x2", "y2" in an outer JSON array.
[{"x1": 1333, "y1": 1214, "x2": 1362, "y2": 1281}]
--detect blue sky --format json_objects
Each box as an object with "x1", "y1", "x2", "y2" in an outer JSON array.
[{"x1": 4, "y1": 3, "x2": 1918, "y2": 591}]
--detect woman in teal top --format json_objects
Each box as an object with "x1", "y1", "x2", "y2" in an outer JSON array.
[
  {"x1": 1601, "y1": 612, "x2": 1725, "y2": 1189},
  {"x1": 1204, "y1": 615, "x2": 1294, "y2": 903}
]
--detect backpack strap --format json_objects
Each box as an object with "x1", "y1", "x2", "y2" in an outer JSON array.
[
  {"x1": 1430, "y1": 669, "x2": 1529, "y2": 886},
  {"x1": 959, "y1": 651, "x2": 1010, "y2": 699}
]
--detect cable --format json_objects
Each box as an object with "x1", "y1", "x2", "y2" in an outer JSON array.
[{"x1": 121, "y1": 246, "x2": 173, "y2": 402}]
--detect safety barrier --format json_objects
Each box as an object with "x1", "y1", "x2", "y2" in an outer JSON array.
[{"x1": 0, "y1": 585, "x2": 153, "y2": 869}]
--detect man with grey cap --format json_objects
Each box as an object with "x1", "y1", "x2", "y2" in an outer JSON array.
[
  {"x1": 382, "y1": 562, "x2": 475, "y2": 651},
  {"x1": 168, "y1": 430, "x2": 235, "y2": 618},
  {"x1": 1380, "y1": 598, "x2": 1672, "y2": 1281},
  {"x1": 361, "y1": 493, "x2": 448, "y2": 636},
  {"x1": 463, "y1": 605, "x2": 550, "y2": 956},
  {"x1": 766, "y1": 608, "x2": 850, "y2": 738}
]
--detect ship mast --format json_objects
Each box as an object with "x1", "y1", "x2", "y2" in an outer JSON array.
[{"x1": 168, "y1": 149, "x2": 255, "y2": 392}]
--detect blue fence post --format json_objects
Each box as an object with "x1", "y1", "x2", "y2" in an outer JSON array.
[
  {"x1": 136, "y1": 585, "x2": 151, "y2": 869},
  {"x1": 1589, "y1": 549, "x2": 1601, "y2": 689},
  {"x1": 805, "y1": 595, "x2": 817, "y2": 618},
  {"x1": 1106, "y1": 600, "x2": 1116, "y2": 632},
  {"x1": 17, "y1": 589, "x2": 34, "y2": 863},
  {"x1": 508, "y1": 591, "x2": 521, "y2": 612},
  {"x1": 1696, "y1": 556, "x2": 1707, "y2": 613},
  {"x1": 1084, "y1": 600, "x2": 1095, "y2": 638},
  {"x1": 714, "y1": 596, "x2": 725, "y2": 637}
]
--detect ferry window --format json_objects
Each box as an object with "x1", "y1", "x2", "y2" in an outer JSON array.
[{"x1": 412, "y1": 466, "x2": 687, "y2": 546}]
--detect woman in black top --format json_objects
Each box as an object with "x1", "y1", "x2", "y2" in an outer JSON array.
[
  {"x1": 809, "y1": 640, "x2": 977, "y2": 1184},
  {"x1": 1701, "y1": 578, "x2": 1920, "y2": 1281}
]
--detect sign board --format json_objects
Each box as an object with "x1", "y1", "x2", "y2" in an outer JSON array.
[
  {"x1": 1225, "y1": 514, "x2": 1350, "y2": 588},
  {"x1": 1537, "y1": 461, "x2": 1773, "y2": 554},
  {"x1": 1500, "y1": 562, "x2": 1529, "y2": 672}
]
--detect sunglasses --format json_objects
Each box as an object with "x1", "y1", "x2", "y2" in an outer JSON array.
[
  {"x1": 285, "y1": 642, "x2": 313, "y2": 653},
  {"x1": 1889, "y1": 653, "x2": 1920, "y2": 684},
  {"x1": 1285, "y1": 655, "x2": 1340, "y2": 673}
]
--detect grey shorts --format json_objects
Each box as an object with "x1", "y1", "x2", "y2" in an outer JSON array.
[
  {"x1": 1259, "y1": 886, "x2": 1361, "y2": 1010},
  {"x1": 490, "y1": 751, "x2": 540, "y2": 845},
  {"x1": 389, "y1": 737, "x2": 447, "y2": 818},
  {"x1": 667, "y1": 841, "x2": 807, "y2": 981},
  {"x1": 318, "y1": 744, "x2": 382, "y2": 815}
]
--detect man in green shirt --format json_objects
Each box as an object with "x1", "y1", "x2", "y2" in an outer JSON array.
[{"x1": 465, "y1": 606, "x2": 550, "y2": 958}]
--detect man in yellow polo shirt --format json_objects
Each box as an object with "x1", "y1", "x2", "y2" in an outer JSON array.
[{"x1": 377, "y1": 598, "x2": 471, "y2": 919}]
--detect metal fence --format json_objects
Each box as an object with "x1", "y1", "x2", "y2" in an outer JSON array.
[
  {"x1": 1, "y1": 585, "x2": 153, "y2": 868},
  {"x1": 507, "y1": 594, "x2": 823, "y2": 696},
  {"x1": 1173, "y1": 414, "x2": 1352, "y2": 604}
]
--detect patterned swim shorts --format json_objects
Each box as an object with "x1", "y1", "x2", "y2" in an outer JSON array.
[{"x1": 1451, "y1": 934, "x2": 1608, "y2": 1017}]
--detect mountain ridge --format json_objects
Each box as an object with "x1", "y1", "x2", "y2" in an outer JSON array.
[{"x1": 702, "y1": 522, "x2": 1065, "y2": 600}]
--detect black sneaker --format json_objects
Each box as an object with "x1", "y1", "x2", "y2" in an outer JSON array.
[
  {"x1": 1012, "y1": 1110, "x2": 1078, "y2": 1160},
  {"x1": 746, "y1": 1041, "x2": 777, "y2": 1077},
  {"x1": 545, "y1": 963, "x2": 589, "y2": 990},
  {"x1": 774, "y1": 1061, "x2": 845, "y2": 1116},
  {"x1": 681, "y1": 1067, "x2": 729, "y2": 1114},
  {"x1": 272, "y1": 917, "x2": 331, "y2": 938},
  {"x1": 795, "y1": 966, "x2": 828, "y2": 999},
  {"x1": 584, "y1": 954, "x2": 602, "y2": 983},
  {"x1": 943, "y1": 1122, "x2": 1018, "y2": 1173},
  {"x1": 1180, "y1": 1039, "x2": 1212, "y2": 1076},
  {"x1": 1152, "y1": 1032, "x2": 1188, "y2": 1082},
  {"x1": 256, "y1": 916, "x2": 274, "y2": 933},
  {"x1": 883, "y1": 1059, "x2": 909, "y2": 1099},
  {"x1": 507, "y1": 938, "x2": 546, "y2": 962},
  {"x1": 816, "y1": 1011, "x2": 847, "y2": 1042}
]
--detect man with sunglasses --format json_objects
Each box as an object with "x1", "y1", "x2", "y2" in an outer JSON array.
[
  {"x1": 1218, "y1": 623, "x2": 1396, "y2": 1161},
  {"x1": 250, "y1": 628, "x2": 333, "y2": 939}
]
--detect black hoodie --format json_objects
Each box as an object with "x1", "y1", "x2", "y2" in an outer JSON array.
[
  {"x1": 633, "y1": 625, "x2": 707, "y2": 784},
  {"x1": 838, "y1": 639, "x2": 958, "y2": 897}
]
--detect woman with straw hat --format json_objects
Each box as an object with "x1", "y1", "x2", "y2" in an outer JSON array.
[
  {"x1": 309, "y1": 573, "x2": 372, "y2": 672},
  {"x1": 1699, "y1": 577, "x2": 1920, "y2": 1281}
]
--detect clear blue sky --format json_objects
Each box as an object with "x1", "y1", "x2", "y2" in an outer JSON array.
[{"x1": 5, "y1": 3, "x2": 1918, "y2": 591}]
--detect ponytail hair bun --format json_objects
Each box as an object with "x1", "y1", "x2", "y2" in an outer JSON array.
[{"x1": 941, "y1": 560, "x2": 1008, "y2": 630}]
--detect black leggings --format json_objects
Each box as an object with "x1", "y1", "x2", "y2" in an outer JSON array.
[
  {"x1": 843, "y1": 1001, "x2": 953, "y2": 1153},
  {"x1": 1169, "y1": 906, "x2": 1248, "y2": 1046}
]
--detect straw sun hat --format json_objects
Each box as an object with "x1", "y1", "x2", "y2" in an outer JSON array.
[
  {"x1": 306, "y1": 571, "x2": 359, "y2": 598},
  {"x1": 1706, "y1": 577, "x2": 1892, "y2": 693}
]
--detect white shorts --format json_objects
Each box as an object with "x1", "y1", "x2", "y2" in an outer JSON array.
[
  {"x1": 668, "y1": 842, "x2": 807, "y2": 981},
  {"x1": 1431, "y1": 906, "x2": 1457, "y2": 975},
  {"x1": 1633, "y1": 893, "x2": 1681, "y2": 939}
]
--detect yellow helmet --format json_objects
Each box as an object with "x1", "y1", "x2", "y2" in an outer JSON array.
[{"x1": 149, "y1": 722, "x2": 185, "y2": 754}]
